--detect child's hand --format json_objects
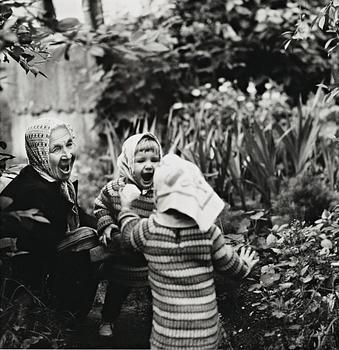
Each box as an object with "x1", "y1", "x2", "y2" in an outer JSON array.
[
  {"x1": 239, "y1": 246, "x2": 259, "y2": 277},
  {"x1": 100, "y1": 225, "x2": 114, "y2": 246},
  {"x1": 120, "y1": 184, "x2": 141, "y2": 209}
]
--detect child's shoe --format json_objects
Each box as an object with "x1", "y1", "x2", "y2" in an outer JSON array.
[{"x1": 98, "y1": 322, "x2": 114, "y2": 337}]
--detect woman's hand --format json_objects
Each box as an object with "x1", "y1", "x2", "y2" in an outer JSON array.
[
  {"x1": 239, "y1": 246, "x2": 259, "y2": 277},
  {"x1": 119, "y1": 184, "x2": 141, "y2": 209}
]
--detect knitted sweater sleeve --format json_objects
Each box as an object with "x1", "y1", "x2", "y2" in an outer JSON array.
[
  {"x1": 94, "y1": 181, "x2": 119, "y2": 235},
  {"x1": 118, "y1": 209, "x2": 148, "y2": 251},
  {"x1": 210, "y1": 225, "x2": 248, "y2": 279}
]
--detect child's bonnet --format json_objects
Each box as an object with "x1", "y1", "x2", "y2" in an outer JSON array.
[
  {"x1": 153, "y1": 154, "x2": 225, "y2": 232},
  {"x1": 116, "y1": 132, "x2": 162, "y2": 192}
]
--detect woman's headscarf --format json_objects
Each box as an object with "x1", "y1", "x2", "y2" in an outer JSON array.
[
  {"x1": 153, "y1": 154, "x2": 225, "y2": 232},
  {"x1": 116, "y1": 132, "x2": 162, "y2": 188},
  {"x1": 25, "y1": 117, "x2": 79, "y2": 231}
]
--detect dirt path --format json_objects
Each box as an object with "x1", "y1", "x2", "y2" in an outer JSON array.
[
  {"x1": 64, "y1": 278, "x2": 265, "y2": 349},
  {"x1": 65, "y1": 289, "x2": 152, "y2": 349}
]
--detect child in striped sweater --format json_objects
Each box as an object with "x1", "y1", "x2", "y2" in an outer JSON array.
[
  {"x1": 118, "y1": 154, "x2": 258, "y2": 350},
  {"x1": 94, "y1": 132, "x2": 162, "y2": 337}
]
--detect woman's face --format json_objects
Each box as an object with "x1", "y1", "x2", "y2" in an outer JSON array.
[
  {"x1": 133, "y1": 149, "x2": 160, "y2": 189},
  {"x1": 49, "y1": 126, "x2": 76, "y2": 181}
]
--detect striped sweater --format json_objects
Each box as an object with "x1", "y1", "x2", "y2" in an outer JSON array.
[
  {"x1": 94, "y1": 179, "x2": 155, "y2": 287},
  {"x1": 118, "y1": 211, "x2": 248, "y2": 350}
]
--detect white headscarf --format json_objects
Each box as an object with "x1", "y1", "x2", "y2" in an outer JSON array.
[{"x1": 153, "y1": 154, "x2": 225, "y2": 232}]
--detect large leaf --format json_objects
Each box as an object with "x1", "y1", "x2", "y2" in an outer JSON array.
[
  {"x1": 260, "y1": 272, "x2": 281, "y2": 287},
  {"x1": 0, "y1": 196, "x2": 13, "y2": 210},
  {"x1": 274, "y1": 100, "x2": 320, "y2": 176},
  {"x1": 141, "y1": 42, "x2": 169, "y2": 53},
  {"x1": 320, "y1": 139, "x2": 338, "y2": 190},
  {"x1": 242, "y1": 123, "x2": 280, "y2": 204},
  {"x1": 15, "y1": 209, "x2": 50, "y2": 224},
  {"x1": 56, "y1": 18, "x2": 80, "y2": 33}
]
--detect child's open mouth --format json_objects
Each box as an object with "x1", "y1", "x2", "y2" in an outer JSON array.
[{"x1": 141, "y1": 172, "x2": 153, "y2": 182}]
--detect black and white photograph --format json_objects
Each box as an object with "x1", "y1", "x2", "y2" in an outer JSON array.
[{"x1": 1, "y1": 0, "x2": 339, "y2": 349}]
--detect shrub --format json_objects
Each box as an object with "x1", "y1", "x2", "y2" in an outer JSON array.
[
  {"x1": 93, "y1": 0, "x2": 333, "y2": 124},
  {"x1": 0, "y1": 285, "x2": 67, "y2": 349},
  {"x1": 166, "y1": 81, "x2": 292, "y2": 208},
  {"x1": 249, "y1": 212, "x2": 339, "y2": 349},
  {"x1": 73, "y1": 146, "x2": 107, "y2": 214},
  {"x1": 272, "y1": 174, "x2": 339, "y2": 224}
]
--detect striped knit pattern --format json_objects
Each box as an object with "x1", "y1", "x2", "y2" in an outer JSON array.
[
  {"x1": 118, "y1": 211, "x2": 248, "y2": 350},
  {"x1": 94, "y1": 179, "x2": 155, "y2": 287}
]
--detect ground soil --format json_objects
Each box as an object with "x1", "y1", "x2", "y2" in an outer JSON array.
[
  {"x1": 65, "y1": 288, "x2": 152, "y2": 349},
  {"x1": 65, "y1": 277, "x2": 270, "y2": 349}
]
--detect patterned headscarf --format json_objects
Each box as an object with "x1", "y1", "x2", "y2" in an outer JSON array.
[
  {"x1": 25, "y1": 117, "x2": 79, "y2": 231},
  {"x1": 117, "y1": 132, "x2": 162, "y2": 189},
  {"x1": 153, "y1": 154, "x2": 225, "y2": 232}
]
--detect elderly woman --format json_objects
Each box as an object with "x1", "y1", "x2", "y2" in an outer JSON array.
[{"x1": 1, "y1": 117, "x2": 99, "y2": 322}]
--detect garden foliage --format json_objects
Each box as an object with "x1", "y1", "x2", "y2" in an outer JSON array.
[
  {"x1": 0, "y1": 1, "x2": 50, "y2": 84},
  {"x1": 248, "y1": 207, "x2": 339, "y2": 349},
  {"x1": 273, "y1": 174, "x2": 339, "y2": 224},
  {"x1": 92, "y1": 0, "x2": 334, "y2": 124},
  {"x1": 164, "y1": 81, "x2": 339, "y2": 217}
]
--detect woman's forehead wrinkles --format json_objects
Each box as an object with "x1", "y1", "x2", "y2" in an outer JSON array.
[
  {"x1": 50, "y1": 135, "x2": 72, "y2": 144},
  {"x1": 50, "y1": 127, "x2": 72, "y2": 145}
]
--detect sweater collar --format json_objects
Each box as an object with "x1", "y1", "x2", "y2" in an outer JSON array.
[{"x1": 153, "y1": 212, "x2": 196, "y2": 229}]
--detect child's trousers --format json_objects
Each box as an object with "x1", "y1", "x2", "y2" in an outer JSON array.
[{"x1": 102, "y1": 281, "x2": 130, "y2": 322}]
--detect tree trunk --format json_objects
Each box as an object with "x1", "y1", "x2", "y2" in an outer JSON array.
[
  {"x1": 36, "y1": 0, "x2": 57, "y2": 30},
  {"x1": 40, "y1": 0, "x2": 56, "y2": 20},
  {"x1": 82, "y1": 0, "x2": 104, "y2": 30}
]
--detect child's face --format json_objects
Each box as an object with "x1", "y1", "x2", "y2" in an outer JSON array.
[{"x1": 133, "y1": 149, "x2": 160, "y2": 189}]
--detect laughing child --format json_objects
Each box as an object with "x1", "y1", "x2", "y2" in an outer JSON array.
[
  {"x1": 118, "y1": 154, "x2": 259, "y2": 349},
  {"x1": 94, "y1": 132, "x2": 162, "y2": 337}
]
